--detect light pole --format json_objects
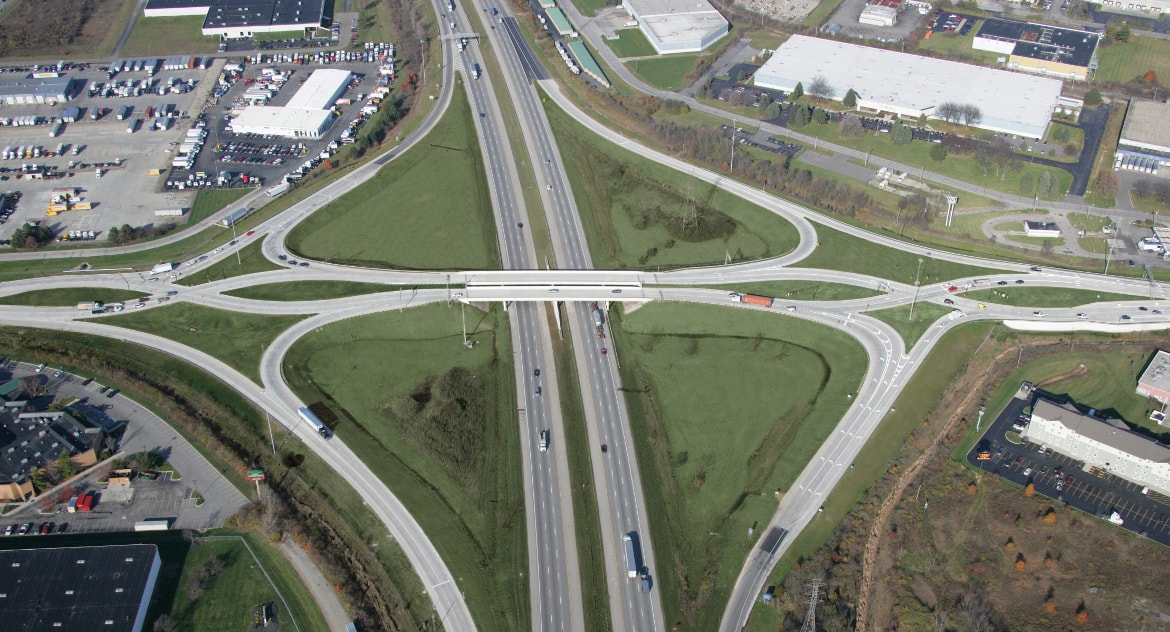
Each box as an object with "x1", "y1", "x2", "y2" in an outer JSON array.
[
  {"x1": 1104, "y1": 219, "x2": 1119, "y2": 275},
  {"x1": 909, "y1": 258, "x2": 924, "y2": 321},
  {"x1": 230, "y1": 218, "x2": 241, "y2": 265}
]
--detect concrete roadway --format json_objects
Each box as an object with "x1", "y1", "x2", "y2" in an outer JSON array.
[{"x1": 474, "y1": 0, "x2": 666, "y2": 628}]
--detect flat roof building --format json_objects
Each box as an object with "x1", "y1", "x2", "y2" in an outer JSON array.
[
  {"x1": 1115, "y1": 99, "x2": 1170, "y2": 175},
  {"x1": 0, "y1": 544, "x2": 161, "y2": 632},
  {"x1": 0, "y1": 76, "x2": 71, "y2": 105},
  {"x1": 0, "y1": 401, "x2": 108, "y2": 502},
  {"x1": 143, "y1": 0, "x2": 330, "y2": 38},
  {"x1": 754, "y1": 35, "x2": 1064, "y2": 138},
  {"x1": 973, "y1": 18, "x2": 1100, "y2": 81},
  {"x1": 1138, "y1": 350, "x2": 1170, "y2": 409},
  {"x1": 1025, "y1": 398, "x2": 1170, "y2": 496},
  {"x1": 1024, "y1": 220, "x2": 1061, "y2": 238},
  {"x1": 859, "y1": 4, "x2": 899, "y2": 27},
  {"x1": 284, "y1": 68, "x2": 351, "y2": 110},
  {"x1": 622, "y1": 0, "x2": 729, "y2": 54},
  {"x1": 230, "y1": 106, "x2": 335, "y2": 138}
]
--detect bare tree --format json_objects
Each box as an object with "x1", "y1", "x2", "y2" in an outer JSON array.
[
  {"x1": 960, "y1": 104, "x2": 983, "y2": 126},
  {"x1": 839, "y1": 114, "x2": 865, "y2": 137},
  {"x1": 936, "y1": 102, "x2": 959, "y2": 124},
  {"x1": 808, "y1": 74, "x2": 835, "y2": 101}
]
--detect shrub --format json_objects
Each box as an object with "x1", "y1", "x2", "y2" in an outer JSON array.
[{"x1": 1025, "y1": 483, "x2": 1036, "y2": 497}]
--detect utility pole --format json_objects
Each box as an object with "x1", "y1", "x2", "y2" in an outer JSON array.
[
  {"x1": 909, "y1": 258, "x2": 924, "y2": 321},
  {"x1": 1104, "y1": 219, "x2": 1120, "y2": 274},
  {"x1": 799, "y1": 580, "x2": 824, "y2": 632},
  {"x1": 231, "y1": 218, "x2": 241, "y2": 265},
  {"x1": 266, "y1": 411, "x2": 276, "y2": 457},
  {"x1": 730, "y1": 117, "x2": 736, "y2": 175}
]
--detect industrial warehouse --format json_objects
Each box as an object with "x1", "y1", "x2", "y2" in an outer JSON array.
[
  {"x1": 228, "y1": 68, "x2": 351, "y2": 139},
  {"x1": 621, "y1": 0, "x2": 729, "y2": 54},
  {"x1": 142, "y1": 0, "x2": 330, "y2": 38},
  {"x1": 0, "y1": 545, "x2": 161, "y2": 632},
  {"x1": 0, "y1": 401, "x2": 110, "y2": 502},
  {"x1": 0, "y1": 76, "x2": 72, "y2": 105},
  {"x1": 1114, "y1": 99, "x2": 1170, "y2": 175},
  {"x1": 972, "y1": 17, "x2": 1100, "y2": 81},
  {"x1": 1024, "y1": 398, "x2": 1170, "y2": 497},
  {"x1": 753, "y1": 35, "x2": 1064, "y2": 138}
]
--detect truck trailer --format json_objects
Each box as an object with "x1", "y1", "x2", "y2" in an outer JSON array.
[
  {"x1": 623, "y1": 534, "x2": 638, "y2": 579},
  {"x1": 297, "y1": 406, "x2": 332, "y2": 438},
  {"x1": 739, "y1": 294, "x2": 774, "y2": 308}
]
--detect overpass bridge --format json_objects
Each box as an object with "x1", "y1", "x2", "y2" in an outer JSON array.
[{"x1": 456, "y1": 270, "x2": 647, "y2": 301}]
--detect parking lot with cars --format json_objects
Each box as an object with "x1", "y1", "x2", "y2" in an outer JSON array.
[
  {"x1": 0, "y1": 361, "x2": 248, "y2": 535},
  {"x1": 969, "y1": 390, "x2": 1170, "y2": 545}
]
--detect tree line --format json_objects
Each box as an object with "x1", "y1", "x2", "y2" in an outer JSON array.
[{"x1": 0, "y1": 0, "x2": 100, "y2": 56}]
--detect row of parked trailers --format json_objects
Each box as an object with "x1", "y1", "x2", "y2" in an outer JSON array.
[
  {"x1": 1115, "y1": 153, "x2": 1162, "y2": 175},
  {"x1": 108, "y1": 57, "x2": 210, "y2": 78},
  {"x1": 0, "y1": 116, "x2": 44, "y2": 127},
  {"x1": 246, "y1": 46, "x2": 394, "y2": 69},
  {"x1": 553, "y1": 40, "x2": 582, "y2": 76},
  {"x1": 1, "y1": 146, "x2": 59, "y2": 159}
]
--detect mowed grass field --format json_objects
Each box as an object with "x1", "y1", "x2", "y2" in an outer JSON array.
[
  {"x1": 961, "y1": 286, "x2": 1146, "y2": 307},
  {"x1": 545, "y1": 100, "x2": 800, "y2": 269},
  {"x1": 796, "y1": 224, "x2": 1004, "y2": 285},
  {"x1": 866, "y1": 302, "x2": 954, "y2": 349},
  {"x1": 282, "y1": 303, "x2": 526, "y2": 630},
  {"x1": 166, "y1": 533, "x2": 327, "y2": 631},
  {"x1": 287, "y1": 89, "x2": 499, "y2": 270},
  {"x1": 224, "y1": 281, "x2": 400, "y2": 301},
  {"x1": 615, "y1": 302, "x2": 865, "y2": 629},
  {"x1": 1095, "y1": 34, "x2": 1170, "y2": 83},
  {"x1": 98, "y1": 303, "x2": 306, "y2": 383},
  {"x1": 0, "y1": 288, "x2": 146, "y2": 306},
  {"x1": 188, "y1": 189, "x2": 252, "y2": 226},
  {"x1": 607, "y1": 28, "x2": 657, "y2": 58},
  {"x1": 0, "y1": 0, "x2": 137, "y2": 59},
  {"x1": 628, "y1": 54, "x2": 703, "y2": 90},
  {"x1": 120, "y1": 15, "x2": 220, "y2": 56},
  {"x1": 698, "y1": 280, "x2": 883, "y2": 301},
  {"x1": 177, "y1": 240, "x2": 283, "y2": 286}
]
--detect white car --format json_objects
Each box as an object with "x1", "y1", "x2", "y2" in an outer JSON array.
[
  {"x1": 1032, "y1": 311, "x2": 1046, "y2": 317},
  {"x1": 1024, "y1": 467, "x2": 1033, "y2": 477},
  {"x1": 1076, "y1": 313, "x2": 1088, "y2": 319}
]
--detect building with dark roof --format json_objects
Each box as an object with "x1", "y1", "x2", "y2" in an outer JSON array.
[
  {"x1": 973, "y1": 18, "x2": 1099, "y2": 81},
  {"x1": 1025, "y1": 398, "x2": 1170, "y2": 495},
  {"x1": 143, "y1": 0, "x2": 330, "y2": 38},
  {"x1": 0, "y1": 401, "x2": 108, "y2": 502},
  {"x1": 0, "y1": 544, "x2": 161, "y2": 632}
]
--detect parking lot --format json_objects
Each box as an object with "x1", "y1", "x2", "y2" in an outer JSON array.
[
  {"x1": 969, "y1": 390, "x2": 1170, "y2": 545},
  {"x1": 824, "y1": 0, "x2": 930, "y2": 42},
  {"x1": 0, "y1": 361, "x2": 249, "y2": 535}
]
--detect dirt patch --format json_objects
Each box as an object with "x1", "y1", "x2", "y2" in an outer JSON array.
[
  {"x1": 766, "y1": 334, "x2": 1170, "y2": 632},
  {"x1": 1034, "y1": 362, "x2": 1089, "y2": 389}
]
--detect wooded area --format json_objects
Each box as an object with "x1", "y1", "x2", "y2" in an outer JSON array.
[{"x1": 0, "y1": 0, "x2": 101, "y2": 56}]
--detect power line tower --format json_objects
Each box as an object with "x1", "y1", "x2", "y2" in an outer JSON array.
[{"x1": 799, "y1": 579, "x2": 824, "y2": 632}]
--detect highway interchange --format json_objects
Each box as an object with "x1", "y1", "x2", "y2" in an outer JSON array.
[{"x1": 0, "y1": 2, "x2": 1169, "y2": 631}]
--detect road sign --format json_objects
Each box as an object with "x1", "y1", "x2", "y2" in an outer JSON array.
[{"x1": 246, "y1": 468, "x2": 266, "y2": 481}]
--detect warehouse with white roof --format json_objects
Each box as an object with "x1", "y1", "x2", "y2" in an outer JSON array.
[
  {"x1": 229, "y1": 68, "x2": 349, "y2": 139},
  {"x1": 754, "y1": 35, "x2": 1065, "y2": 138},
  {"x1": 622, "y1": 0, "x2": 729, "y2": 54}
]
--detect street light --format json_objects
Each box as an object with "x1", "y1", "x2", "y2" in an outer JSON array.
[{"x1": 909, "y1": 258, "x2": 924, "y2": 321}]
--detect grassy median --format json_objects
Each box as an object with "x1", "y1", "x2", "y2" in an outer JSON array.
[
  {"x1": 282, "y1": 302, "x2": 527, "y2": 629},
  {"x1": 612, "y1": 301, "x2": 865, "y2": 629}
]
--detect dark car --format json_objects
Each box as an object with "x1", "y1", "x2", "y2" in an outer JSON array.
[
  {"x1": 56, "y1": 523, "x2": 68, "y2": 533},
  {"x1": 105, "y1": 388, "x2": 118, "y2": 398},
  {"x1": 534, "y1": 368, "x2": 540, "y2": 377},
  {"x1": 299, "y1": 261, "x2": 309, "y2": 267},
  {"x1": 601, "y1": 444, "x2": 607, "y2": 453}
]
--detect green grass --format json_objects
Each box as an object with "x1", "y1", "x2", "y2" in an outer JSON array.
[
  {"x1": 945, "y1": 211, "x2": 1009, "y2": 242},
  {"x1": 282, "y1": 303, "x2": 526, "y2": 630},
  {"x1": 960, "y1": 287, "x2": 1147, "y2": 307},
  {"x1": 570, "y1": 0, "x2": 619, "y2": 17},
  {"x1": 1045, "y1": 122, "x2": 1084, "y2": 162},
  {"x1": 748, "y1": 322, "x2": 997, "y2": 631},
  {"x1": 796, "y1": 120, "x2": 1073, "y2": 201},
  {"x1": 223, "y1": 281, "x2": 405, "y2": 301},
  {"x1": 355, "y1": 0, "x2": 395, "y2": 45},
  {"x1": 176, "y1": 240, "x2": 283, "y2": 286},
  {"x1": 916, "y1": 30, "x2": 1002, "y2": 66},
  {"x1": 607, "y1": 28, "x2": 657, "y2": 58},
  {"x1": 1068, "y1": 212, "x2": 1112, "y2": 234},
  {"x1": 615, "y1": 301, "x2": 865, "y2": 630},
  {"x1": 684, "y1": 280, "x2": 883, "y2": 301},
  {"x1": 802, "y1": 0, "x2": 847, "y2": 27},
  {"x1": 796, "y1": 224, "x2": 1004, "y2": 285},
  {"x1": 99, "y1": 304, "x2": 307, "y2": 384},
  {"x1": 627, "y1": 54, "x2": 703, "y2": 90},
  {"x1": 286, "y1": 88, "x2": 499, "y2": 270},
  {"x1": 544, "y1": 98, "x2": 800, "y2": 269},
  {"x1": 1095, "y1": 34, "x2": 1170, "y2": 83},
  {"x1": 1003, "y1": 234, "x2": 1066, "y2": 246},
  {"x1": 0, "y1": 288, "x2": 146, "y2": 306},
  {"x1": 253, "y1": 30, "x2": 310, "y2": 41},
  {"x1": 1130, "y1": 190, "x2": 1170, "y2": 214},
  {"x1": 866, "y1": 302, "x2": 955, "y2": 349},
  {"x1": 188, "y1": 189, "x2": 252, "y2": 226},
  {"x1": 121, "y1": 15, "x2": 220, "y2": 56},
  {"x1": 167, "y1": 532, "x2": 328, "y2": 632},
  {"x1": 1079, "y1": 237, "x2": 1110, "y2": 254}
]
